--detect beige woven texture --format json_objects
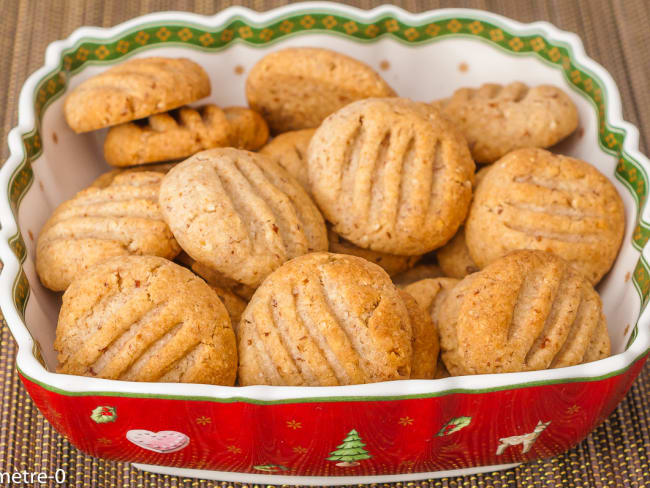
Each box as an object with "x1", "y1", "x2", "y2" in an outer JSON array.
[{"x1": 0, "y1": 1, "x2": 648, "y2": 486}]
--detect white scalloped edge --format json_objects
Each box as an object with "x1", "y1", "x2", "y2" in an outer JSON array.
[{"x1": 1, "y1": 2, "x2": 648, "y2": 402}]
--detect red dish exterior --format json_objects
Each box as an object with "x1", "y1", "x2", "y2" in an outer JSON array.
[{"x1": 19, "y1": 354, "x2": 647, "y2": 477}]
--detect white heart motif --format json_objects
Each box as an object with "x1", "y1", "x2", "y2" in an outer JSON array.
[{"x1": 126, "y1": 429, "x2": 190, "y2": 453}]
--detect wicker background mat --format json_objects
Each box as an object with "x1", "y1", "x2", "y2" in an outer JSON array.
[{"x1": 1, "y1": 0, "x2": 648, "y2": 486}]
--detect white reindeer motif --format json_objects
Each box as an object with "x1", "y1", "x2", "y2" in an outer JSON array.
[{"x1": 496, "y1": 420, "x2": 551, "y2": 455}]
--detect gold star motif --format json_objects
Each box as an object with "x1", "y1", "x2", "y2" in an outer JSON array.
[
  {"x1": 97, "y1": 437, "x2": 112, "y2": 445},
  {"x1": 292, "y1": 446, "x2": 308, "y2": 454},
  {"x1": 226, "y1": 445, "x2": 241, "y2": 454},
  {"x1": 399, "y1": 416, "x2": 414, "y2": 426},
  {"x1": 566, "y1": 404, "x2": 581, "y2": 415},
  {"x1": 196, "y1": 416, "x2": 211, "y2": 426},
  {"x1": 286, "y1": 419, "x2": 302, "y2": 430}
]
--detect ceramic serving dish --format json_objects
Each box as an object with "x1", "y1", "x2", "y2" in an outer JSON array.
[{"x1": 1, "y1": 3, "x2": 648, "y2": 484}]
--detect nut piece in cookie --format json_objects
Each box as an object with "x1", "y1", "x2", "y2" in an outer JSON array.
[
  {"x1": 260, "y1": 129, "x2": 316, "y2": 192},
  {"x1": 159, "y1": 148, "x2": 328, "y2": 288},
  {"x1": 246, "y1": 47, "x2": 395, "y2": 133},
  {"x1": 437, "y1": 250, "x2": 610, "y2": 375},
  {"x1": 36, "y1": 172, "x2": 181, "y2": 291},
  {"x1": 55, "y1": 255, "x2": 237, "y2": 385},
  {"x1": 433, "y1": 82, "x2": 578, "y2": 163},
  {"x1": 328, "y1": 226, "x2": 420, "y2": 277},
  {"x1": 465, "y1": 147, "x2": 625, "y2": 284},
  {"x1": 237, "y1": 252, "x2": 412, "y2": 386},
  {"x1": 104, "y1": 105, "x2": 269, "y2": 167},
  {"x1": 309, "y1": 97, "x2": 475, "y2": 255},
  {"x1": 64, "y1": 57, "x2": 210, "y2": 133}
]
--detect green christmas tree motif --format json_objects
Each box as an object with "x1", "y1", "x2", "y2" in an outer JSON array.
[
  {"x1": 436, "y1": 416, "x2": 471, "y2": 436},
  {"x1": 90, "y1": 406, "x2": 117, "y2": 424},
  {"x1": 327, "y1": 429, "x2": 371, "y2": 467}
]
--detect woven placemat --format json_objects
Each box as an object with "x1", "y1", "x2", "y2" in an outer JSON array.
[{"x1": 1, "y1": 1, "x2": 649, "y2": 486}]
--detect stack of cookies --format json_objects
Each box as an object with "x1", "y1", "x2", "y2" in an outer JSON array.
[{"x1": 41, "y1": 48, "x2": 624, "y2": 387}]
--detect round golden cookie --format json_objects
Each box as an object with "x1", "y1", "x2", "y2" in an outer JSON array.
[
  {"x1": 210, "y1": 285, "x2": 247, "y2": 334},
  {"x1": 328, "y1": 227, "x2": 420, "y2": 277},
  {"x1": 64, "y1": 57, "x2": 210, "y2": 133},
  {"x1": 465, "y1": 148, "x2": 625, "y2": 284},
  {"x1": 308, "y1": 98, "x2": 475, "y2": 255},
  {"x1": 260, "y1": 129, "x2": 316, "y2": 191},
  {"x1": 399, "y1": 290, "x2": 439, "y2": 379},
  {"x1": 392, "y1": 263, "x2": 444, "y2": 287},
  {"x1": 90, "y1": 162, "x2": 178, "y2": 189},
  {"x1": 246, "y1": 48, "x2": 395, "y2": 133},
  {"x1": 436, "y1": 227, "x2": 479, "y2": 279},
  {"x1": 433, "y1": 82, "x2": 578, "y2": 163},
  {"x1": 36, "y1": 172, "x2": 181, "y2": 291},
  {"x1": 55, "y1": 255, "x2": 237, "y2": 385},
  {"x1": 437, "y1": 250, "x2": 611, "y2": 376},
  {"x1": 159, "y1": 148, "x2": 328, "y2": 288},
  {"x1": 190, "y1": 261, "x2": 256, "y2": 301},
  {"x1": 237, "y1": 252, "x2": 412, "y2": 386},
  {"x1": 104, "y1": 106, "x2": 269, "y2": 167}
]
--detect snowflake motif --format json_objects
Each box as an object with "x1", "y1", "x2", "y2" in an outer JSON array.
[
  {"x1": 199, "y1": 32, "x2": 214, "y2": 46},
  {"x1": 63, "y1": 56, "x2": 73, "y2": 71},
  {"x1": 583, "y1": 78, "x2": 594, "y2": 92},
  {"x1": 605, "y1": 133, "x2": 618, "y2": 149},
  {"x1": 447, "y1": 19, "x2": 462, "y2": 33},
  {"x1": 239, "y1": 26, "x2": 253, "y2": 39},
  {"x1": 570, "y1": 70, "x2": 582, "y2": 84},
  {"x1": 94, "y1": 45, "x2": 110, "y2": 60},
  {"x1": 47, "y1": 79, "x2": 57, "y2": 94},
  {"x1": 566, "y1": 404, "x2": 581, "y2": 415},
  {"x1": 343, "y1": 21, "x2": 358, "y2": 34},
  {"x1": 509, "y1": 37, "x2": 524, "y2": 52},
  {"x1": 403, "y1": 27, "x2": 419, "y2": 41},
  {"x1": 227, "y1": 445, "x2": 242, "y2": 454},
  {"x1": 279, "y1": 20, "x2": 294, "y2": 34},
  {"x1": 286, "y1": 419, "x2": 302, "y2": 430},
  {"x1": 97, "y1": 437, "x2": 112, "y2": 445},
  {"x1": 116, "y1": 40, "x2": 130, "y2": 54},
  {"x1": 468, "y1": 21, "x2": 483, "y2": 35},
  {"x1": 259, "y1": 29, "x2": 274, "y2": 41},
  {"x1": 134, "y1": 31, "x2": 149, "y2": 45},
  {"x1": 398, "y1": 416, "x2": 414, "y2": 426},
  {"x1": 293, "y1": 446, "x2": 308, "y2": 454},
  {"x1": 196, "y1": 416, "x2": 212, "y2": 426},
  {"x1": 177, "y1": 28, "x2": 193, "y2": 41},
  {"x1": 547, "y1": 46, "x2": 561, "y2": 62},
  {"x1": 322, "y1": 16, "x2": 337, "y2": 29},
  {"x1": 384, "y1": 19, "x2": 399, "y2": 33},
  {"x1": 156, "y1": 27, "x2": 172, "y2": 42},
  {"x1": 300, "y1": 15, "x2": 316, "y2": 29}
]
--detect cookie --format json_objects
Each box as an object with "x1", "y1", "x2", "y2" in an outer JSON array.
[
  {"x1": 436, "y1": 227, "x2": 479, "y2": 279},
  {"x1": 246, "y1": 47, "x2": 395, "y2": 133},
  {"x1": 260, "y1": 129, "x2": 316, "y2": 191},
  {"x1": 55, "y1": 255, "x2": 237, "y2": 385},
  {"x1": 36, "y1": 172, "x2": 181, "y2": 291},
  {"x1": 308, "y1": 98, "x2": 475, "y2": 255},
  {"x1": 433, "y1": 82, "x2": 578, "y2": 163},
  {"x1": 465, "y1": 148, "x2": 625, "y2": 284},
  {"x1": 104, "y1": 106, "x2": 268, "y2": 167},
  {"x1": 437, "y1": 250, "x2": 610, "y2": 375},
  {"x1": 400, "y1": 290, "x2": 439, "y2": 379},
  {"x1": 90, "y1": 162, "x2": 178, "y2": 189},
  {"x1": 191, "y1": 260, "x2": 256, "y2": 301},
  {"x1": 210, "y1": 285, "x2": 247, "y2": 334},
  {"x1": 403, "y1": 278, "x2": 460, "y2": 324},
  {"x1": 159, "y1": 148, "x2": 328, "y2": 288},
  {"x1": 237, "y1": 252, "x2": 412, "y2": 386},
  {"x1": 64, "y1": 57, "x2": 210, "y2": 133},
  {"x1": 328, "y1": 227, "x2": 420, "y2": 277},
  {"x1": 392, "y1": 264, "x2": 444, "y2": 287}
]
